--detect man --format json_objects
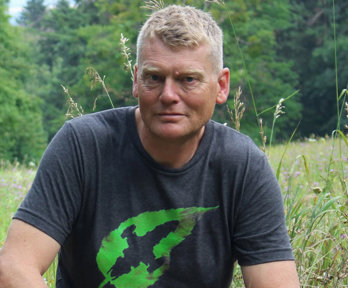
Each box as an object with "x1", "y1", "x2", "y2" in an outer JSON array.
[{"x1": 0, "y1": 5, "x2": 300, "y2": 287}]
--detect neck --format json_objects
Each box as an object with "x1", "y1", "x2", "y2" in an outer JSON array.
[{"x1": 135, "y1": 109, "x2": 204, "y2": 169}]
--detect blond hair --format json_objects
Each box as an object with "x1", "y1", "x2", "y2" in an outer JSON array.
[{"x1": 136, "y1": 5, "x2": 223, "y2": 73}]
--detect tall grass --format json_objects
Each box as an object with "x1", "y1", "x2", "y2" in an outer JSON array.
[
  {"x1": 1, "y1": 0, "x2": 347, "y2": 287},
  {"x1": 227, "y1": 0, "x2": 347, "y2": 284},
  {"x1": 0, "y1": 161, "x2": 35, "y2": 245},
  {"x1": 0, "y1": 161, "x2": 57, "y2": 287},
  {"x1": 0, "y1": 138, "x2": 346, "y2": 287},
  {"x1": 229, "y1": 138, "x2": 348, "y2": 288},
  {"x1": 273, "y1": 138, "x2": 347, "y2": 287}
]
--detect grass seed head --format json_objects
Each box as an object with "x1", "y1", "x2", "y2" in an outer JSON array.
[
  {"x1": 275, "y1": 98, "x2": 285, "y2": 119},
  {"x1": 120, "y1": 33, "x2": 134, "y2": 82},
  {"x1": 227, "y1": 86, "x2": 245, "y2": 131},
  {"x1": 62, "y1": 85, "x2": 84, "y2": 119}
]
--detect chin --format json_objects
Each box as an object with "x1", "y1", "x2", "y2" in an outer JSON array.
[
  {"x1": 155, "y1": 130, "x2": 187, "y2": 140},
  {"x1": 153, "y1": 126, "x2": 202, "y2": 142}
]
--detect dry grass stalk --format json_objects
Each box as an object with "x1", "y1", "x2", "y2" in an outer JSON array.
[
  {"x1": 120, "y1": 33, "x2": 134, "y2": 82},
  {"x1": 141, "y1": 0, "x2": 165, "y2": 11},
  {"x1": 205, "y1": 0, "x2": 225, "y2": 4},
  {"x1": 62, "y1": 85, "x2": 84, "y2": 119},
  {"x1": 86, "y1": 67, "x2": 115, "y2": 110},
  {"x1": 227, "y1": 86, "x2": 245, "y2": 131},
  {"x1": 259, "y1": 118, "x2": 267, "y2": 153},
  {"x1": 269, "y1": 97, "x2": 286, "y2": 149},
  {"x1": 345, "y1": 101, "x2": 348, "y2": 131},
  {"x1": 275, "y1": 98, "x2": 285, "y2": 119}
]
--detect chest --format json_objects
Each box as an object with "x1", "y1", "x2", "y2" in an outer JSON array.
[{"x1": 61, "y1": 154, "x2": 239, "y2": 287}]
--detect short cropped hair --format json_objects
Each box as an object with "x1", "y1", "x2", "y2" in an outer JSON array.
[{"x1": 136, "y1": 5, "x2": 223, "y2": 73}]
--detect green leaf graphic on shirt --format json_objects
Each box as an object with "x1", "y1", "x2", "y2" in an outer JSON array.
[{"x1": 96, "y1": 206, "x2": 218, "y2": 288}]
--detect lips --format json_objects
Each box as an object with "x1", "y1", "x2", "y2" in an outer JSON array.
[
  {"x1": 157, "y1": 113, "x2": 186, "y2": 121},
  {"x1": 158, "y1": 113, "x2": 183, "y2": 116},
  {"x1": 157, "y1": 111, "x2": 185, "y2": 116}
]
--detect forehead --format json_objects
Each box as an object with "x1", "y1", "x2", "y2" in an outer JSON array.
[{"x1": 138, "y1": 37, "x2": 214, "y2": 74}]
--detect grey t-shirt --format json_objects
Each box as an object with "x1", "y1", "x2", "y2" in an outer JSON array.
[{"x1": 15, "y1": 106, "x2": 293, "y2": 287}]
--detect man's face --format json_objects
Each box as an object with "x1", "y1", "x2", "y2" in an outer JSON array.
[{"x1": 133, "y1": 36, "x2": 229, "y2": 142}]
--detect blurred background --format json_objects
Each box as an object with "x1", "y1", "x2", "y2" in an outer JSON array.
[{"x1": 1, "y1": 0, "x2": 347, "y2": 164}]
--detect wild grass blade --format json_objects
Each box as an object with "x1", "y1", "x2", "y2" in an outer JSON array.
[
  {"x1": 275, "y1": 121, "x2": 300, "y2": 180},
  {"x1": 297, "y1": 155, "x2": 311, "y2": 187},
  {"x1": 334, "y1": 130, "x2": 348, "y2": 146},
  {"x1": 332, "y1": 0, "x2": 339, "y2": 126},
  {"x1": 258, "y1": 90, "x2": 300, "y2": 117},
  {"x1": 228, "y1": 16, "x2": 259, "y2": 129},
  {"x1": 86, "y1": 67, "x2": 115, "y2": 110}
]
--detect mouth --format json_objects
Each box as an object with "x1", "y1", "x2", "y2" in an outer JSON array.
[
  {"x1": 157, "y1": 113, "x2": 186, "y2": 121},
  {"x1": 158, "y1": 113, "x2": 183, "y2": 116}
]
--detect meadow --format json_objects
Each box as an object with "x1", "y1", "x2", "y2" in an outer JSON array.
[{"x1": 0, "y1": 137, "x2": 346, "y2": 287}]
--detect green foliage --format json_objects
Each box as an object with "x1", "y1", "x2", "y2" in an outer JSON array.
[
  {"x1": 268, "y1": 138, "x2": 348, "y2": 287},
  {"x1": 220, "y1": 0, "x2": 301, "y2": 142},
  {"x1": 17, "y1": 0, "x2": 46, "y2": 28},
  {"x1": 19, "y1": 0, "x2": 96, "y2": 140},
  {"x1": 1, "y1": 0, "x2": 346, "y2": 285},
  {"x1": 277, "y1": 0, "x2": 348, "y2": 137},
  {"x1": 1, "y1": 0, "x2": 347, "y2": 160},
  {"x1": 13, "y1": 0, "x2": 305, "y2": 145},
  {"x1": 0, "y1": 1, "x2": 46, "y2": 163},
  {"x1": 0, "y1": 87, "x2": 46, "y2": 163}
]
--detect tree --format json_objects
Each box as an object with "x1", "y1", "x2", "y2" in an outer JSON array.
[
  {"x1": 0, "y1": 0, "x2": 46, "y2": 163},
  {"x1": 13, "y1": 0, "x2": 307, "y2": 146},
  {"x1": 277, "y1": 0, "x2": 348, "y2": 137},
  {"x1": 209, "y1": 0, "x2": 302, "y2": 142},
  {"x1": 25, "y1": 0, "x2": 92, "y2": 139},
  {"x1": 18, "y1": 0, "x2": 46, "y2": 28},
  {"x1": 73, "y1": 0, "x2": 302, "y2": 143}
]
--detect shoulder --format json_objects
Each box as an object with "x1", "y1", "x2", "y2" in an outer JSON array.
[
  {"x1": 58, "y1": 106, "x2": 135, "y2": 143},
  {"x1": 66, "y1": 106, "x2": 133, "y2": 133},
  {"x1": 209, "y1": 121, "x2": 265, "y2": 163},
  {"x1": 46, "y1": 107, "x2": 136, "y2": 157}
]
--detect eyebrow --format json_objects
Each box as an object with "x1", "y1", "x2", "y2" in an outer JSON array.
[
  {"x1": 140, "y1": 65, "x2": 205, "y2": 78},
  {"x1": 140, "y1": 66, "x2": 161, "y2": 75}
]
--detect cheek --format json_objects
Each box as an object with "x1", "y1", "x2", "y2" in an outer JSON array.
[
  {"x1": 138, "y1": 97, "x2": 149, "y2": 109},
  {"x1": 187, "y1": 87, "x2": 216, "y2": 109},
  {"x1": 138, "y1": 93, "x2": 156, "y2": 114},
  {"x1": 194, "y1": 94, "x2": 217, "y2": 118}
]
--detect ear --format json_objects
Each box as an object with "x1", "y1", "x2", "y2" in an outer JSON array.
[
  {"x1": 133, "y1": 65, "x2": 139, "y2": 98},
  {"x1": 216, "y1": 68, "x2": 230, "y2": 104}
]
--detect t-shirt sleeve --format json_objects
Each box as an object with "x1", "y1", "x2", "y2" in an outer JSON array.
[
  {"x1": 14, "y1": 121, "x2": 84, "y2": 245},
  {"x1": 232, "y1": 147, "x2": 294, "y2": 266}
]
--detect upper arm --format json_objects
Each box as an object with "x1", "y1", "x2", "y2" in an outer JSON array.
[
  {"x1": 0, "y1": 219, "x2": 60, "y2": 279},
  {"x1": 241, "y1": 261, "x2": 300, "y2": 288}
]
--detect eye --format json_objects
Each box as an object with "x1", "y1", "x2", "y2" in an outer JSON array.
[
  {"x1": 181, "y1": 76, "x2": 198, "y2": 84},
  {"x1": 142, "y1": 73, "x2": 163, "y2": 87},
  {"x1": 185, "y1": 76, "x2": 195, "y2": 83},
  {"x1": 151, "y1": 75, "x2": 160, "y2": 81}
]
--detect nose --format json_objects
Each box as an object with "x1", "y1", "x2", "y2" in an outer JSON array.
[{"x1": 160, "y1": 78, "x2": 180, "y2": 104}]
